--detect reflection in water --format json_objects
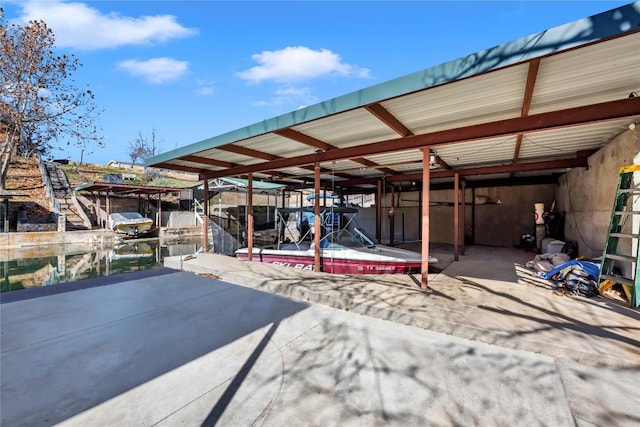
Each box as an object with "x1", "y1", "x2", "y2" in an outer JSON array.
[{"x1": 1, "y1": 238, "x2": 205, "y2": 293}]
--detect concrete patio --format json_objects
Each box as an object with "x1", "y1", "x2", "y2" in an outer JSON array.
[
  {"x1": 166, "y1": 245, "x2": 640, "y2": 368},
  {"x1": 1, "y1": 245, "x2": 638, "y2": 426}
]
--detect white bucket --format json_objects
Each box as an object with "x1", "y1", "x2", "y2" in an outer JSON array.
[{"x1": 534, "y1": 203, "x2": 544, "y2": 224}]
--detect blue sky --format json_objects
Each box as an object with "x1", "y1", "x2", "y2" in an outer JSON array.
[{"x1": 3, "y1": 0, "x2": 632, "y2": 165}]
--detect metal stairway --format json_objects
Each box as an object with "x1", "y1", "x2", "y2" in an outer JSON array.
[
  {"x1": 598, "y1": 165, "x2": 640, "y2": 308},
  {"x1": 42, "y1": 162, "x2": 91, "y2": 231}
]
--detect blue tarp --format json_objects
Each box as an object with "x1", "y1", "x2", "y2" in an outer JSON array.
[{"x1": 538, "y1": 260, "x2": 601, "y2": 280}]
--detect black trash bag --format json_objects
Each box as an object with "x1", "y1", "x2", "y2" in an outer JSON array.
[
  {"x1": 564, "y1": 276, "x2": 599, "y2": 297},
  {"x1": 562, "y1": 240, "x2": 579, "y2": 259}
]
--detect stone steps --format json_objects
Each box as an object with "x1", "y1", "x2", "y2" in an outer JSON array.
[{"x1": 44, "y1": 162, "x2": 89, "y2": 230}]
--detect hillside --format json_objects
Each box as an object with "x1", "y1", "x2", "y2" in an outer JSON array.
[
  {"x1": 3, "y1": 157, "x2": 51, "y2": 222},
  {"x1": 59, "y1": 162, "x2": 199, "y2": 188},
  {"x1": 2, "y1": 156, "x2": 200, "y2": 230}
]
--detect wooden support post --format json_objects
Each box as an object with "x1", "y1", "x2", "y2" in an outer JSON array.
[
  {"x1": 461, "y1": 177, "x2": 466, "y2": 255},
  {"x1": 314, "y1": 163, "x2": 321, "y2": 272},
  {"x1": 96, "y1": 196, "x2": 102, "y2": 229},
  {"x1": 203, "y1": 179, "x2": 209, "y2": 250},
  {"x1": 389, "y1": 185, "x2": 395, "y2": 246},
  {"x1": 454, "y1": 172, "x2": 459, "y2": 262},
  {"x1": 157, "y1": 193, "x2": 162, "y2": 229},
  {"x1": 421, "y1": 149, "x2": 431, "y2": 290},
  {"x1": 376, "y1": 180, "x2": 382, "y2": 243},
  {"x1": 105, "y1": 193, "x2": 111, "y2": 230},
  {"x1": 418, "y1": 183, "x2": 422, "y2": 237},
  {"x1": 471, "y1": 187, "x2": 476, "y2": 245},
  {"x1": 247, "y1": 173, "x2": 254, "y2": 261}
]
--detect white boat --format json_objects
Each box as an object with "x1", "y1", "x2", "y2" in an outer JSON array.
[
  {"x1": 108, "y1": 212, "x2": 154, "y2": 237},
  {"x1": 235, "y1": 207, "x2": 437, "y2": 274}
]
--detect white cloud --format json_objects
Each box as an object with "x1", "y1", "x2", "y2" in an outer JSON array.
[
  {"x1": 195, "y1": 79, "x2": 215, "y2": 96},
  {"x1": 195, "y1": 86, "x2": 215, "y2": 96},
  {"x1": 117, "y1": 58, "x2": 189, "y2": 84},
  {"x1": 237, "y1": 46, "x2": 371, "y2": 83},
  {"x1": 253, "y1": 85, "x2": 318, "y2": 108},
  {"x1": 16, "y1": 0, "x2": 196, "y2": 50}
]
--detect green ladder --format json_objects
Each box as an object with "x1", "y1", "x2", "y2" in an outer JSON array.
[{"x1": 598, "y1": 164, "x2": 640, "y2": 308}]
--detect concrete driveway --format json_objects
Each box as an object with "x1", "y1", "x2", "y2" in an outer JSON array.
[
  {"x1": 0, "y1": 247, "x2": 640, "y2": 426},
  {"x1": 0, "y1": 269, "x2": 584, "y2": 426}
]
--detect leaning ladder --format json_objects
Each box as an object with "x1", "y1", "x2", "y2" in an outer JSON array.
[{"x1": 598, "y1": 164, "x2": 640, "y2": 308}]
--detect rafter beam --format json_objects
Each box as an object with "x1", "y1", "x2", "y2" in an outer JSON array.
[
  {"x1": 350, "y1": 157, "x2": 396, "y2": 175},
  {"x1": 200, "y1": 97, "x2": 640, "y2": 180},
  {"x1": 274, "y1": 128, "x2": 331, "y2": 151},
  {"x1": 153, "y1": 162, "x2": 205, "y2": 174},
  {"x1": 332, "y1": 157, "x2": 588, "y2": 188},
  {"x1": 365, "y1": 103, "x2": 412, "y2": 137},
  {"x1": 180, "y1": 155, "x2": 237, "y2": 169},
  {"x1": 434, "y1": 154, "x2": 451, "y2": 170},
  {"x1": 400, "y1": 156, "x2": 589, "y2": 181},
  {"x1": 216, "y1": 144, "x2": 279, "y2": 161},
  {"x1": 513, "y1": 59, "x2": 540, "y2": 164},
  {"x1": 277, "y1": 127, "x2": 397, "y2": 175}
]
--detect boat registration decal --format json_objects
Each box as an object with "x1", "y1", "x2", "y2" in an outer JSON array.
[{"x1": 357, "y1": 265, "x2": 397, "y2": 272}]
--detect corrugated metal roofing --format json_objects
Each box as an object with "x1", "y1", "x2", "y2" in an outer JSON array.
[{"x1": 147, "y1": 2, "x2": 640, "y2": 190}]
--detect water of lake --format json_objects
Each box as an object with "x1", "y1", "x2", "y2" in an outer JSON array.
[{"x1": 1, "y1": 237, "x2": 209, "y2": 293}]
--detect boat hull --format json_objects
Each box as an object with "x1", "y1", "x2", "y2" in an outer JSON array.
[
  {"x1": 112, "y1": 221, "x2": 153, "y2": 236},
  {"x1": 235, "y1": 247, "x2": 433, "y2": 274},
  {"x1": 108, "y1": 212, "x2": 154, "y2": 237}
]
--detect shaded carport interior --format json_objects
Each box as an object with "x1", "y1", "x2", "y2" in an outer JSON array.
[{"x1": 147, "y1": 2, "x2": 640, "y2": 288}]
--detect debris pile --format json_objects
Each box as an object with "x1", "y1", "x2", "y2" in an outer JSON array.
[{"x1": 527, "y1": 255, "x2": 600, "y2": 298}]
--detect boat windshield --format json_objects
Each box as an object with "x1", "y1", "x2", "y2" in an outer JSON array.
[
  {"x1": 111, "y1": 212, "x2": 147, "y2": 221},
  {"x1": 319, "y1": 229, "x2": 373, "y2": 249}
]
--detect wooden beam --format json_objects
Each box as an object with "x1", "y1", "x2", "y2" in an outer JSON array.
[
  {"x1": 454, "y1": 172, "x2": 459, "y2": 262},
  {"x1": 154, "y1": 162, "x2": 205, "y2": 174},
  {"x1": 247, "y1": 173, "x2": 253, "y2": 261},
  {"x1": 389, "y1": 185, "x2": 395, "y2": 246},
  {"x1": 180, "y1": 155, "x2": 236, "y2": 169},
  {"x1": 200, "y1": 97, "x2": 640, "y2": 180},
  {"x1": 365, "y1": 103, "x2": 412, "y2": 137},
  {"x1": 335, "y1": 156, "x2": 589, "y2": 187},
  {"x1": 314, "y1": 163, "x2": 321, "y2": 272},
  {"x1": 203, "y1": 179, "x2": 209, "y2": 250},
  {"x1": 274, "y1": 128, "x2": 331, "y2": 151},
  {"x1": 521, "y1": 59, "x2": 540, "y2": 117},
  {"x1": 513, "y1": 134, "x2": 524, "y2": 165},
  {"x1": 421, "y1": 148, "x2": 431, "y2": 290},
  {"x1": 351, "y1": 157, "x2": 397, "y2": 175},
  {"x1": 276, "y1": 127, "x2": 394, "y2": 175},
  {"x1": 461, "y1": 177, "x2": 466, "y2": 256},
  {"x1": 513, "y1": 59, "x2": 540, "y2": 164},
  {"x1": 434, "y1": 155, "x2": 451, "y2": 170},
  {"x1": 216, "y1": 144, "x2": 279, "y2": 161},
  {"x1": 376, "y1": 180, "x2": 382, "y2": 243}
]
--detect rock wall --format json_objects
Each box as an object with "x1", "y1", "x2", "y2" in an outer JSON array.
[{"x1": 556, "y1": 128, "x2": 640, "y2": 269}]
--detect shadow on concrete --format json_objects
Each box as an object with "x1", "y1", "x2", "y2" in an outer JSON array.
[
  {"x1": 459, "y1": 277, "x2": 640, "y2": 350},
  {"x1": 202, "y1": 321, "x2": 280, "y2": 427},
  {"x1": 0, "y1": 273, "x2": 308, "y2": 427},
  {"x1": 238, "y1": 317, "x2": 572, "y2": 426}
]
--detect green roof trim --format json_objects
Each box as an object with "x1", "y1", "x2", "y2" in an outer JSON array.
[{"x1": 147, "y1": 2, "x2": 640, "y2": 167}]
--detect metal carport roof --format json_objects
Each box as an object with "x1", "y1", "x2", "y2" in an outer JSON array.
[{"x1": 147, "y1": 2, "x2": 640, "y2": 190}]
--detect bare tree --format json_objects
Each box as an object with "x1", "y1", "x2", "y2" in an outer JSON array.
[
  {"x1": 0, "y1": 8, "x2": 103, "y2": 190},
  {"x1": 128, "y1": 128, "x2": 163, "y2": 166}
]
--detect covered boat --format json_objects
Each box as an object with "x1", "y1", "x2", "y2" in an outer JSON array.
[
  {"x1": 235, "y1": 207, "x2": 437, "y2": 274},
  {"x1": 108, "y1": 212, "x2": 154, "y2": 237}
]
